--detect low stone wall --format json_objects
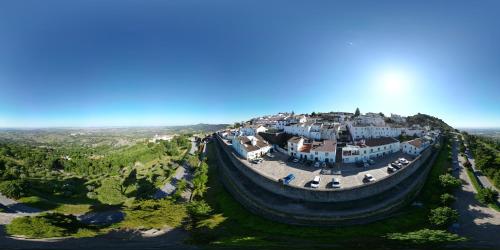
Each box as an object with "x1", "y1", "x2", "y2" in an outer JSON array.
[
  {"x1": 213, "y1": 137, "x2": 440, "y2": 225},
  {"x1": 216, "y1": 135, "x2": 434, "y2": 202}
]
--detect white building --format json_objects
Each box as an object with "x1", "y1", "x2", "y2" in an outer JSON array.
[
  {"x1": 149, "y1": 134, "x2": 173, "y2": 143},
  {"x1": 287, "y1": 137, "x2": 336, "y2": 163},
  {"x1": 342, "y1": 137, "x2": 400, "y2": 163},
  {"x1": 347, "y1": 122, "x2": 403, "y2": 140},
  {"x1": 240, "y1": 125, "x2": 268, "y2": 136},
  {"x1": 232, "y1": 135, "x2": 272, "y2": 160},
  {"x1": 284, "y1": 122, "x2": 339, "y2": 141},
  {"x1": 402, "y1": 138, "x2": 430, "y2": 156},
  {"x1": 218, "y1": 130, "x2": 238, "y2": 141},
  {"x1": 274, "y1": 118, "x2": 290, "y2": 130},
  {"x1": 390, "y1": 113, "x2": 406, "y2": 124}
]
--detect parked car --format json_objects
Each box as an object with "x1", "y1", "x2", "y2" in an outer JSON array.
[
  {"x1": 322, "y1": 162, "x2": 327, "y2": 168},
  {"x1": 281, "y1": 174, "x2": 295, "y2": 185},
  {"x1": 399, "y1": 158, "x2": 409, "y2": 165},
  {"x1": 293, "y1": 158, "x2": 299, "y2": 163},
  {"x1": 252, "y1": 158, "x2": 263, "y2": 164},
  {"x1": 368, "y1": 159, "x2": 375, "y2": 165},
  {"x1": 331, "y1": 178, "x2": 341, "y2": 188},
  {"x1": 266, "y1": 153, "x2": 275, "y2": 158},
  {"x1": 364, "y1": 162, "x2": 370, "y2": 168},
  {"x1": 311, "y1": 176, "x2": 321, "y2": 188},
  {"x1": 387, "y1": 166, "x2": 396, "y2": 173},
  {"x1": 391, "y1": 161, "x2": 403, "y2": 169},
  {"x1": 363, "y1": 174, "x2": 375, "y2": 183},
  {"x1": 314, "y1": 162, "x2": 320, "y2": 168}
]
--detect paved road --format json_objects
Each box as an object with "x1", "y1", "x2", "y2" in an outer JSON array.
[
  {"x1": 450, "y1": 136, "x2": 500, "y2": 248},
  {"x1": 0, "y1": 226, "x2": 197, "y2": 250},
  {"x1": 153, "y1": 164, "x2": 193, "y2": 200},
  {"x1": 461, "y1": 134, "x2": 499, "y2": 196}
]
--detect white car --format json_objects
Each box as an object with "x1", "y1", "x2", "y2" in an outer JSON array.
[
  {"x1": 363, "y1": 174, "x2": 375, "y2": 183},
  {"x1": 266, "y1": 153, "x2": 275, "y2": 158},
  {"x1": 331, "y1": 178, "x2": 341, "y2": 188},
  {"x1": 292, "y1": 158, "x2": 299, "y2": 163},
  {"x1": 399, "y1": 158, "x2": 409, "y2": 165},
  {"x1": 314, "y1": 162, "x2": 320, "y2": 168},
  {"x1": 311, "y1": 176, "x2": 321, "y2": 188}
]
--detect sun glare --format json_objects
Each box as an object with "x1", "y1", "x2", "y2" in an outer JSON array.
[{"x1": 379, "y1": 70, "x2": 410, "y2": 94}]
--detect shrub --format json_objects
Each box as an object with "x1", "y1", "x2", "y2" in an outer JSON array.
[
  {"x1": 96, "y1": 177, "x2": 127, "y2": 205},
  {"x1": 120, "y1": 199, "x2": 187, "y2": 229},
  {"x1": 6, "y1": 213, "x2": 83, "y2": 238},
  {"x1": 429, "y1": 207, "x2": 459, "y2": 227},
  {"x1": 387, "y1": 229, "x2": 466, "y2": 244},
  {"x1": 439, "y1": 174, "x2": 461, "y2": 189},
  {"x1": 187, "y1": 200, "x2": 213, "y2": 219},
  {"x1": 0, "y1": 179, "x2": 28, "y2": 199},
  {"x1": 475, "y1": 188, "x2": 499, "y2": 205},
  {"x1": 463, "y1": 160, "x2": 472, "y2": 169},
  {"x1": 196, "y1": 213, "x2": 226, "y2": 229},
  {"x1": 440, "y1": 193, "x2": 456, "y2": 206}
]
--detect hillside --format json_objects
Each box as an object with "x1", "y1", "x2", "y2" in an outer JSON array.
[{"x1": 406, "y1": 113, "x2": 454, "y2": 131}]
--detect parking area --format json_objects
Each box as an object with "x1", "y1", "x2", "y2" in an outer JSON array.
[{"x1": 243, "y1": 150, "x2": 416, "y2": 190}]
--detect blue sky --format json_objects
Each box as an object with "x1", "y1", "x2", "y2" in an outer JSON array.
[{"x1": 0, "y1": 0, "x2": 499, "y2": 128}]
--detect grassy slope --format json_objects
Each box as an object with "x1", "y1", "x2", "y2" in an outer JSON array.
[{"x1": 196, "y1": 140, "x2": 450, "y2": 249}]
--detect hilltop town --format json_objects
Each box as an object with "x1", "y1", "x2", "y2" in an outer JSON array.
[{"x1": 220, "y1": 110, "x2": 441, "y2": 167}]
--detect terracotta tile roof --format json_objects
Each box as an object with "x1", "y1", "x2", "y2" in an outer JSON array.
[
  {"x1": 237, "y1": 136, "x2": 269, "y2": 152},
  {"x1": 407, "y1": 138, "x2": 424, "y2": 148},
  {"x1": 299, "y1": 144, "x2": 312, "y2": 153},
  {"x1": 311, "y1": 140, "x2": 336, "y2": 152}
]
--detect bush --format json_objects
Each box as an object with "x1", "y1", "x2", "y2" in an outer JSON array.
[
  {"x1": 439, "y1": 174, "x2": 461, "y2": 189},
  {"x1": 387, "y1": 229, "x2": 466, "y2": 244},
  {"x1": 0, "y1": 179, "x2": 28, "y2": 199},
  {"x1": 464, "y1": 160, "x2": 472, "y2": 169},
  {"x1": 120, "y1": 199, "x2": 187, "y2": 229},
  {"x1": 6, "y1": 213, "x2": 83, "y2": 238},
  {"x1": 476, "y1": 188, "x2": 499, "y2": 205},
  {"x1": 429, "y1": 207, "x2": 459, "y2": 227},
  {"x1": 187, "y1": 200, "x2": 213, "y2": 219},
  {"x1": 96, "y1": 177, "x2": 127, "y2": 205},
  {"x1": 440, "y1": 193, "x2": 456, "y2": 206}
]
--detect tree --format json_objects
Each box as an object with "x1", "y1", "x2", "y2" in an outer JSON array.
[
  {"x1": 476, "y1": 188, "x2": 498, "y2": 204},
  {"x1": 0, "y1": 179, "x2": 28, "y2": 199},
  {"x1": 429, "y1": 207, "x2": 459, "y2": 227},
  {"x1": 439, "y1": 174, "x2": 461, "y2": 190},
  {"x1": 379, "y1": 112, "x2": 385, "y2": 117},
  {"x1": 96, "y1": 177, "x2": 127, "y2": 205},
  {"x1": 354, "y1": 107, "x2": 360, "y2": 117},
  {"x1": 190, "y1": 175, "x2": 208, "y2": 201},
  {"x1": 187, "y1": 200, "x2": 213, "y2": 219},
  {"x1": 440, "y1": 193, "x2": 456, "y2": 206},
  {"x1": 311, "y1": 112, "x2": 316, "y2": 116},
  {"x1": 463, "y1": 160, "x2": 472, "y2": 169}
]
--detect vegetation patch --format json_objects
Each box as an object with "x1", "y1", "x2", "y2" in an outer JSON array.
[
  {"x1": 6, "y1": 213, "x2": 97, "y2": 239},
  {"x1": 386, "y1": 229, "x2": 465, "y2": 244},
  {"x1": 119, "y1": 199, "x2": 187, "y2": 229}
]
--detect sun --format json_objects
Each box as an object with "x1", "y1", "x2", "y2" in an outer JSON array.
[{"x1": 379, "y1": 70, "x2": 410, "y2": 94}]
